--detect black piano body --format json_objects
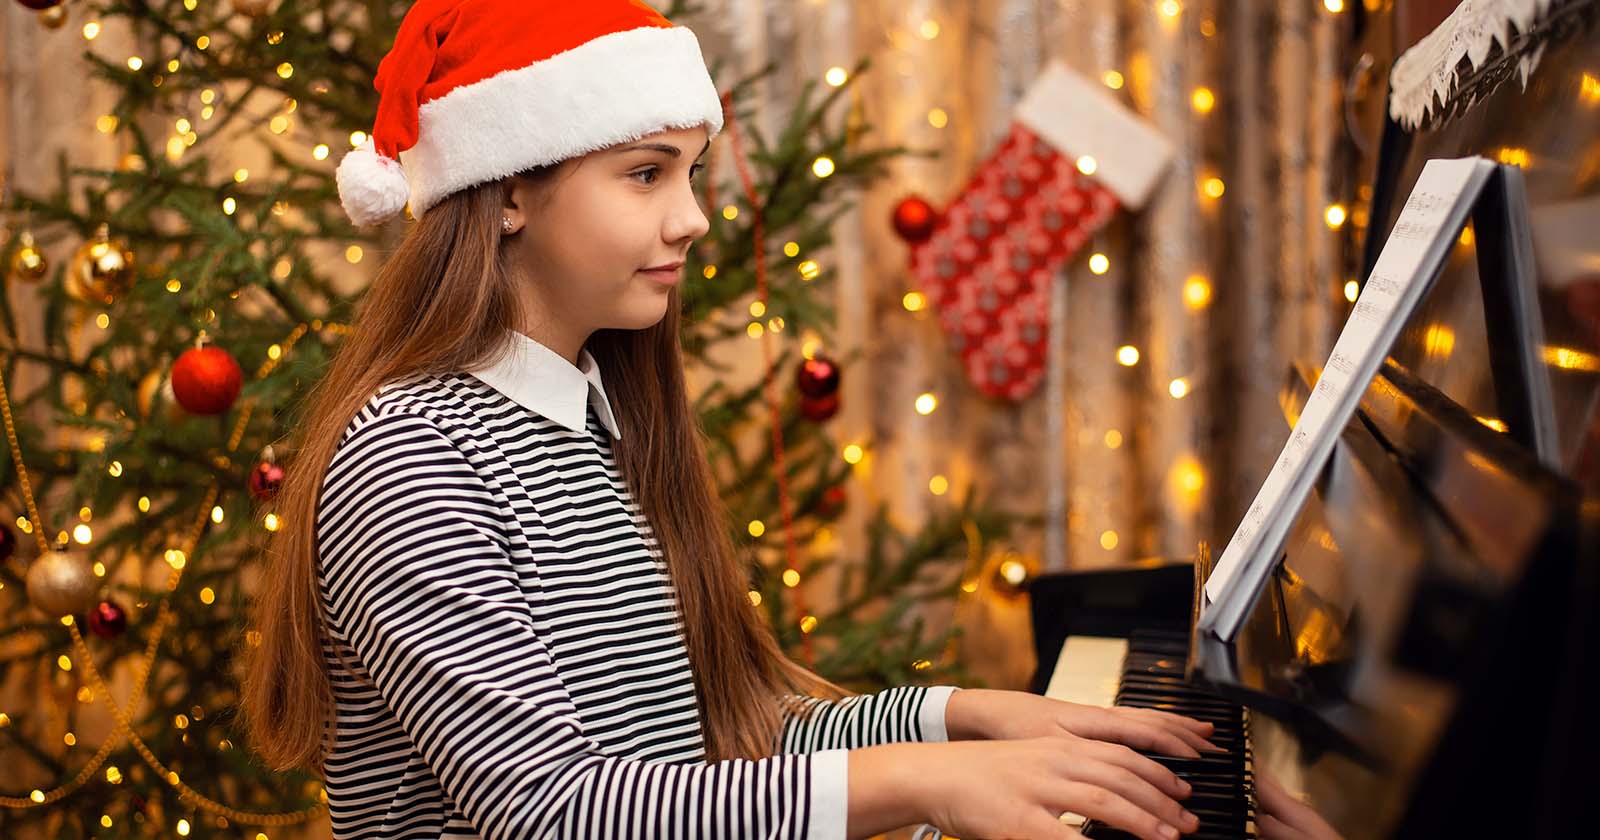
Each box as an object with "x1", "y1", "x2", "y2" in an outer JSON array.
[{"x1": 1029, "y1": 5, "x2": 1600, "y2": 838}]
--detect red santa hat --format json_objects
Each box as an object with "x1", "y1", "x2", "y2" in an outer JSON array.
[{"x1": 336, "y1": 0, "x2": 724, "y2": 227}]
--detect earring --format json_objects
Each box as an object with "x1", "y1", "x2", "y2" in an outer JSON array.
[{"x1": 501, "y1": 216, "x2": 514, "y2": 234}]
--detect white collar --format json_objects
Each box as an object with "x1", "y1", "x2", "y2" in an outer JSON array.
[{"x1": 466, "y1": 330, "x2": 622, "y2": 439}]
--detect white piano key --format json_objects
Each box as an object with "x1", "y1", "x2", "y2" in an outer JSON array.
[
  {"x1": 1044, "y1": 635, "x2": 1130, "y2": 707},
  {"x1": 1044, "y1": 635, "x2": 1131, "y2": 829}
]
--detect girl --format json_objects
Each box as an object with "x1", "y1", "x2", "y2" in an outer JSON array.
[{"x1": 241, "y1": 2, "x2": 1215, "y2": 839}]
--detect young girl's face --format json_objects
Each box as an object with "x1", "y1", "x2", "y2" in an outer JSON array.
[{"x1": 502, "y1": 125, "x2": 711, "y2": 347}]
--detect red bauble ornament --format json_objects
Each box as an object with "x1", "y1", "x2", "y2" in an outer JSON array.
[
  {"x1": 88, "y1": 599, "x2": 127, "y2": 639},
  {"x1": 892, "y1": 195, "x2": 938, "y2": 244},
  {"x1": 795, "y1": 354, "x2": 841, "y2": 400},
  {"x1": 16, "y1": 0, "x2": 65, "y2": 10},
  {"x1": 0, "y1": 522, "x2": 13, "y2": 562},
  {"x1": 249, "y1": 456, "x2": 285, "y2": 502},
  {"x1": 171, "y1": 345, "x2": 242, "y2": 415},
  {"x1": 800, "y1": 392, "x2": 840, "y2": 422},
  {"x1": 815, "y1": 485, "x2": 848, "y2": 519}
]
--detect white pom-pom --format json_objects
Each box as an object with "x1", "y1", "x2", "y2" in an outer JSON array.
[{"x1": 336, "y1": 139, "x2": 411, "y2": 226}]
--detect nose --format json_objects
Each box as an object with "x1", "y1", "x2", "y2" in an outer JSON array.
[{"x1": 664, "y1": 178, "x2": 710, "y2": 245}]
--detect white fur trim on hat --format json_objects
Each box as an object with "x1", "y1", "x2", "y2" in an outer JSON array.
[
  {"x1": 336, "y1": 138, "x2": 412, "y2": 226},
  {"x1": 399, "y1": 25, "x2": 723, "y2": 219}
]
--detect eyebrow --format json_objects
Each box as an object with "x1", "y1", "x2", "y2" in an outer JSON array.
[{"x1": 616, "y1": 139, "x2": 712, "y2": 158}]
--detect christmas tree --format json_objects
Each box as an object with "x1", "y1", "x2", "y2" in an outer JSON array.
[{"x1": 0, "y1": 1, "x2": 1018, "y2": 836}]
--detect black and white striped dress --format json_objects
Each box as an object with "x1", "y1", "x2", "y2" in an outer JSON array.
[{"x1": 313, "y1": 331, "x2": 957, "y2": 839}]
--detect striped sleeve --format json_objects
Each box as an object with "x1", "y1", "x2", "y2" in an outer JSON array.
[
  {"x1": 315, "y1": 411, "x2": 846, "y2": 840},
  {"x1": 778, "y1": 685, "x2": 961, "y2": 753}
]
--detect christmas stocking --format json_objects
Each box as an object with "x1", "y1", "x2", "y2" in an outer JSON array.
[{"x1": 908, "y1": 62, "x2": 1172, "y2": 400}]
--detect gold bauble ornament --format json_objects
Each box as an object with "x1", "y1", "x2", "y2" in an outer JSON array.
[
  {"x1": 8, "y1": 230, "x2": 49, "y2": 284},
  {"x1": 63, "y1": 266, "x2": 91, "y2": 302},
  {"x1": 136, "y1": 369, "x2": 185, "y2": 422},
  {"x1": 38, "y1": 4, "x2": 69, "y2": 30},
  {"x1": 989, "y1": 550, "x2": 1038, "y2": 598},
  {"x1": 118, "y1": 153, "x2": 146, "y2": 173},
  {"x1": 25, "y1": 550, "x2": 98, "y2": 618},
  {"x1": 136, "y1": 370, "x2": 162, "y2": 418},
  {"x1": 67, "y1": 223, "x2": 135, "y2": 304}
]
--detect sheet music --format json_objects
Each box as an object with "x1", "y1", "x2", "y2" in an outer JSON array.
[{"x1": 1201, "y1": 158, "x2": 1497, "y2": 617}]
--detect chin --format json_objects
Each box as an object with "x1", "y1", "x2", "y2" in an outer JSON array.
[{"x1": 613, "y1": 298, "x2": 671, "y2": 331}]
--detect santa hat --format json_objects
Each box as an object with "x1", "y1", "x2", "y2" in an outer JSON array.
[{"x1": 336, "y1": 0, "x2": 724, "y2": 227}]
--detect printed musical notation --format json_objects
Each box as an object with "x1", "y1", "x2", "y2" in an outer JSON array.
[
  {"x1": 1365, "y1": 275, "x2": 1401, "y2": 297},
  {"x1": 1201, "y1": 158, "x2": 1497, "y2": 623}
]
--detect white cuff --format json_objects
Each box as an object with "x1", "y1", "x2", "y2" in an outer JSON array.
[
  {"x1": 808, "y1": 748, "x2": 849, "y2": 840},
  {"x1": 917, "y1": 685, "x2": 961, "y2": 743}
]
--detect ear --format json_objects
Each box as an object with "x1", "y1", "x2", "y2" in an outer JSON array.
[{"x1": 501, "y1": 178, "x2": 526, "y2": 234}]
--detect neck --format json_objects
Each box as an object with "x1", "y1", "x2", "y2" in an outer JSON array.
[{"x1": 510, "y1": 271, "x2": 590, "y2": 366}]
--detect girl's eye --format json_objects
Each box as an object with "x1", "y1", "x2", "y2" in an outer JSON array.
[{"x1": 630, "y1": 163, "x2": 704, "y2": 185}]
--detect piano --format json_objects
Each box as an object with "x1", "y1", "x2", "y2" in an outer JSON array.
[{"x1": 1028, "y1": 5, "x2": 1600, "y2": 838}]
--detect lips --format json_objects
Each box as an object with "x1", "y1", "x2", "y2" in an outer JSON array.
[{"x1": 640, "y1": 262, "x2": 683, "y2": 285}]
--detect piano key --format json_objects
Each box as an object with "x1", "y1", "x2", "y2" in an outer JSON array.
[
  {"x1": 1060, "y1": 630, "x2": 1256, "y2": 838},
  {"x1": 1044, "y1": 635, "x2": 1131, "y2": 706},
  {"x1": 1044, "y1": 636, "x2": 1135, "y2": 830}
]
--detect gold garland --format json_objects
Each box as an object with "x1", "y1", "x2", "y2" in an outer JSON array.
[{"x1": 0, "y1": 320, "x2": 348, "y2": 827}]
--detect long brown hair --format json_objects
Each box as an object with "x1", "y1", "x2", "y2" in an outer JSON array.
[{"x1": 240, "y1": 167, "x2": 847, "y2": 774}]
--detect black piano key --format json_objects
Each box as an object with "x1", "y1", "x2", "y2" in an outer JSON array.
[{"x1": 1079, "y1": 630, "x2": 1256, "y2": 839}]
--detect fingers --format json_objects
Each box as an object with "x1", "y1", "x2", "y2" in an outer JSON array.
[
  {"x1": 1068, "y1": 714, "x2": 1201, "y2": 759},
  {"x1": 1109, "y1": 717, "x2": 1204, "y2": 759},
  {"x1": 1065, "y1": 756, "x2": 1198, "y2": 836},
  {"x1": 1122, "y1": 708, "x2": 1222, "y2": 754},
  {"x1": 1258, "y1": 812, "x2": 1315, "y2": 840},
  {"x1": 1255, "y1": 773, "x2": 1343, "y2": 840},
  {"x1": 1255, "y1": 771, "x2": 1308, "y2": 818},
  {"x1": 1131, "y1": 720, "x2": 1203, "y2": 759},
  {"x1": 1076, "y1": 739, "x2": 1189, "y2": 801},
  {"x1": 1047, "y1": 781, "x2": 1184, "y2": 840},
  {"x1": 1148, "y1": 707, "x2": 1215, "y2": 736}
]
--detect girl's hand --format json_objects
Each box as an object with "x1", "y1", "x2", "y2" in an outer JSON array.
[
  {"x1": 912, "y1": 735, "x2": 1201, "y2": 840},
  {"x1": 1255, "y1": 770, "x2": 1343, "y2": 840},
  {"x1": 945, "y1": 688, "x2": 1219, "y2": 758}
]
